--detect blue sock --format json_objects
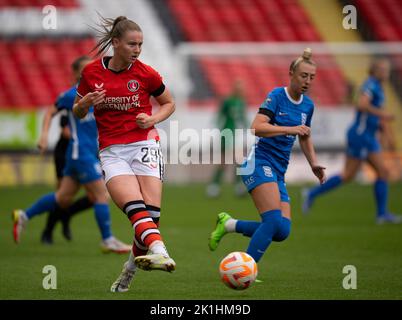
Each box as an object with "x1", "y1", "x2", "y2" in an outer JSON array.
[
  {"x1": 273, "y1": 217, "x2": 291, "y2": 242},
  {"x1": 374, "y1": 179, "x2": 388, "y2": 217},
  {"x1": 246, "y1": 209, "x2": 282, "y2": 263},
  {"x1": 25, "y1": 193, "x2": 57, "y2": 219},
  {"x1": 309, "y1": 174, "x2": 343, "y2": 200},
  {"x1": 237, "y1": 217, "x2": 291, "y2": 241},
  {"x1": 236, "y1": 220, "x2": 260, "y2": 237},
  {"x1": 94, "y1": 203, "x2": 112, "y2": 240}
]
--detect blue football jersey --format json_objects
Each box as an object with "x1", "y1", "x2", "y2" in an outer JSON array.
[
  {"x1": 349, "y1": 76, "x2": 384, "y2": 135},
  {"x1": 55, "y1": 86, "x2": 98, "y2": 160},
  {"x1": 255, "y1": 87, "x2": 314, "y2": 177}
]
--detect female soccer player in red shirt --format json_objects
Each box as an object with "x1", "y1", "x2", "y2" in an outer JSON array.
[{"x1": 73, "y1": 16, "x2": 176, "y2": 292}]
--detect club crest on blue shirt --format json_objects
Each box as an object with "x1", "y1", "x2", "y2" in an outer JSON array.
[{"x1": 265, "y1": 97, "x2": 272, "y2": 105}]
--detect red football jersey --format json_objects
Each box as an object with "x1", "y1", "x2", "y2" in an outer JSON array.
[{"x1": 77, "y1": 57, "x2": 164, "y2": 150}]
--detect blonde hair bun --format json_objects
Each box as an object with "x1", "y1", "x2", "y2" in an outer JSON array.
[
  {"x1": 289, "y1": 48, "x2": 315, "y2": 72},
  {"x1": 302, "y1": 48, "x2": 312, "y2": 61}
]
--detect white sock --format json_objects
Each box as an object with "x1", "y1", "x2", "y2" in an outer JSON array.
[
  {"x1": 126, "y1": 252, "x2": 137, "y2": 272},
  {"x1": 21, "y1": 211, "x2": 28, "y2": 221},
  {"x1": 103, "y1": 236, "x2": 115, "y2": 244},
  {"x1": 149, "y1": 240, "x2": 169, "y2": 256},
  {"x1": 224, "y1": 218, "x2": 237, "y2": 233}
]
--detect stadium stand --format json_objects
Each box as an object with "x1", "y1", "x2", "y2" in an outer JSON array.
[
  {"x1": 354, "y1": 0, "x2": 402, "y2": 42},
  {"x1": 0, "y1": 0, "x2": 348, "y2": 108},
  {"x1": 0, "y1": 0, "x2": 78, "y2": 8},
  {"x1": 2, "y1": 0, "x2": 400, "y2": 110},
  {"x1": 0, "y1": 37, "x2": 95, "y2": 108},
  {"x1": 165, "y1": 0, "x2": 347, "y2": 106},
  {"x1": 0, "y1": 0, "x2": 190, "y2": 108},
  {"x1": 352, "y1": 0, "x2": 402, "y2": 101}
]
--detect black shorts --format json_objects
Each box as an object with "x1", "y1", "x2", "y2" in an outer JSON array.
[{"x1": 53, "y1": 138, "x2": 69, "y2": 179}]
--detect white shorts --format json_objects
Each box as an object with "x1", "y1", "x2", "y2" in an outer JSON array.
[{"x1": 99, "y1": 139, "x2": 165, "y2": 183}]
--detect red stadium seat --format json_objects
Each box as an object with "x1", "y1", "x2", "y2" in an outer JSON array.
[
  {"x1": 356, "y1": 0, "x2": 402, "y2": 41},
  {"x1": 0, "y1": 37, "x2": 96, "y2": 109},
  {"x1": 167, "y1": 0, "x2": 346, "y2": 107},
  {"x1": 0, "y1": 0, "x2": 79, "y2": 8},
  {"x1": 354, "y1": 0, "x2": 402, "y2": 95}
]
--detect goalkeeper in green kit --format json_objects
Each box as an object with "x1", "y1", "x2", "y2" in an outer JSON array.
[{"x1": 206, "y1": 80, "x2": 248, "y2": 198}]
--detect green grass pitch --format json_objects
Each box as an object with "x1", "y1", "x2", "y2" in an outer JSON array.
[{"x1": 0, "y1": 182, "x2": 402, "y2": 300}]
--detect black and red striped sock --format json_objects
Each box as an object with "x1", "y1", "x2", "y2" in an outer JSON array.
[
  {"x1": 146, "y1": 204, "x2": 160, "y2": 228},
  {"x1": 123, "y1": 200, "x2": 162, "y2": 249}
]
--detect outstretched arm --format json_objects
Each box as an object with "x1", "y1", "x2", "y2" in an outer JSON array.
[
  {"x1": 299, "y1": 134, "x2": 326, "y2": 184},
  {"x1": 37, "y1": 105, "x2": 59, "y2": 154}
]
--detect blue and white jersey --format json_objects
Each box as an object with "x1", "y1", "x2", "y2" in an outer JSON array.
[
  {"x1": 55, "y1": 86, "x2": 98, "y2": 160},
  {"x1": 349, "y1": 76, "x2": 384, "y2": 136},
  {"x1": 254, "y1": 87, "x2": 314, "y2": 177}
]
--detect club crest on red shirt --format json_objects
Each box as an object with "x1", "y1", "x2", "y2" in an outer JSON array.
[{"x1": 127, "y1": 80, "x2": 140, "y2": 92}]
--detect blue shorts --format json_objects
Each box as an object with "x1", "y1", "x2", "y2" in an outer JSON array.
[
  {"x1": 63, "y1": 157, "x2": 102, "y2": 184},
  {"x1": 240, "y1": 158, "x2": 290, "y2": 203},
  {"x1": 346, "y1": 129, "x2": 381, "y2": 160}
]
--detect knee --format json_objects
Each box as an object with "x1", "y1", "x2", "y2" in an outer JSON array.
[
  {"x1": 100, "y1": 189, "x2": 110, "y2": 202},
  {"x1": 55, "y1": 193, "x2": 72, "y2": 209},
  {"x1": 341, "y1": 172, "x2": 353, "y2": 183},
  {"x1": 273, "y1": 218, "x2": 291, "y2": 242},
  {"x1": 87, "y1": 192, "x2": 96, "y2": 204},
  {"x1": 88, "y1": 184, "x2": 110, "y2": 203},
  {"x1": 376, "y1": 167, "x2": 390, "y2": 181},
  {"x1": 92, "y1": 191, "x2": 109, "y2": 204}
]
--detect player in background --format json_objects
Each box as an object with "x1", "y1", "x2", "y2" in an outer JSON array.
[
  {"x1": 206, "y1": 79, "x2": 248, "y2": 198},
  {"x1": 73, "y1": 16, "x2": 176, "y2": 293},
  {"x1": 37, "y1": 58, "x2": 94, "y2": 244},
  {"x1": 12, "y1": 56, "x2": 131, "y2": 254},
  {"x1": 208, "y1": 49, "x2": 326, "y2": 265},
  {"x1": 302, "y1": 58, "x2": 401, "y2": 224}
]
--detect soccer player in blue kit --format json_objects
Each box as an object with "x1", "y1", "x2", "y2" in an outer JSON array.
[
  {"x1": 209, "y1": 49, "x2": 326, "y2": 264},
  {"x1": 302, "y1": 58, "x2": 401, "y2": 224},
  {"x1": 12, "y1": 56, "x2": 131, "y2": 253},
  {"x1": 37, "y1": 58, "x2": 94, "y2": 244}
]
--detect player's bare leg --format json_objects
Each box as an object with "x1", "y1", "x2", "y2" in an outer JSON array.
[
  {"x1": 83, "y1": 179, "x2": 131, "y2": 253},
  {"x1": 341, "y1": 157, "x2": 362, "y2": 182},
  {"x1": 302, "y1": 156, "x2": 361, "y2": 214}
]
